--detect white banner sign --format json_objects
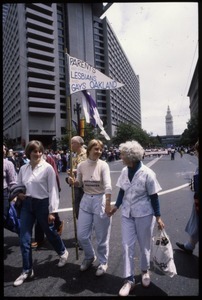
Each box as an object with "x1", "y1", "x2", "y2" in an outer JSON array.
[{"x1": 67, "y1": 54, "x2": 124, "y2": 94}]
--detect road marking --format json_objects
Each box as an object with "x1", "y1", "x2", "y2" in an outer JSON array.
[
  {"x1": 55, "y1": 207, "x2": 73, "y2": 212},
  {"x1": 55, "y1": 183, "x2": 190, "y2": 213},
  {"x1": 158, "y1": 183, "x2": 190, "y2": 195},
  {"x1": 145, "y1": 156, "x2": 162, "y2": 167},
  {"x1": 55, "y1": 157, "x2": 190, "y2": 212},
  {"x1": 110, "y1": 156, "x2": 162, "y2": 172}
]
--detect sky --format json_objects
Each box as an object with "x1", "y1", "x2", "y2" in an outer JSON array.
[{"x1": 101, "y1": 2, "x2": 198, "y2": 136}]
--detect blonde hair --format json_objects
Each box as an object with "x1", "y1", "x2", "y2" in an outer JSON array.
[
  {"x1": 119, "y1": 140, "x2": 144, "y2": 162},
  {"x1": 86, "y1": 139, "x2": 103, "y2": 157}
]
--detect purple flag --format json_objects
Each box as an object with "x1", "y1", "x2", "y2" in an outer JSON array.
[
  {"x1": 82, "y1": 90, "x2": 97, "y2": 127},
  {"x1": 81, "y1": 90, "x2": 110, "y2": 140}
]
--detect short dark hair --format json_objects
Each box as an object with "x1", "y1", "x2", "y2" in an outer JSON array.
[{"x1": 25, "y1": 140, "x2": 44, "y2": 159}]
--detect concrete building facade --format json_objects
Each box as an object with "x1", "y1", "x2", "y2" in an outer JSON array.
[
  {"x1": 187, "y1": 59, "x2": 198, "y2": 119},
  {"x1": 3, "y1": 3, "x2": 141, "y2": 149}
]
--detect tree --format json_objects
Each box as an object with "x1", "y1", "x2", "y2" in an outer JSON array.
[
  {"x1": 180, "y1": 114, "x2": 198, "y2": 146},
  {"x1": 58, "y1": 122, "x2": 101, "y2": 150},
  {"x1": 3, "y1": 134, "x2": 16, "y2": 149},
  {"x1": 111, "y1": 122, "x2": 150, "y2": 147}
]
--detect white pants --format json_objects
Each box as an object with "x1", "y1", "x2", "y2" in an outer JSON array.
[
  {"x1": 77, "y1": 193, "x2": 112, "y2": 265},
  {"x1": 121, "y1": 214, "x2": 155, "y2": 278}
]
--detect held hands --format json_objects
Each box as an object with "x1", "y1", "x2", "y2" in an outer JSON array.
[
  {"x1": 105, "y1": 202, "x2": 118, "y2": 217},
  {"x1": 110, "y1": 206, "x2": 118, "y2": 216}
]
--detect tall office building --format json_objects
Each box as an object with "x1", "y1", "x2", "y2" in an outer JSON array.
[
  {"x1": 165, "y1": 106, "x2": 173, "y2": 136},
  {"x1": 187, "y1": 59, "x2": 198, "y2": 118},
  {"x1": 3, "y1": 3, "x2": 141, "y2": 148}
]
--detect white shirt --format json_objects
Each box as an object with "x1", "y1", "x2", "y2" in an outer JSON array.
[
  {"x1": 116, "y1": 163, "x2": 162, "y2": 218},
  {"x1": 17, "y1": 158, "x2": 59, "y2": 213},
  {"x1": 76, "y1": 158, "x2": 112, "y2": 195}
]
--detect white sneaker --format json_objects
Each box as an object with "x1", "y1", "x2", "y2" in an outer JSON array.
[
  {"x1": 58, "y1": 249, "x2": 69, "y2": 267},
  {"x1": 119, "y1": 280, "x2": 135, "y2": 296},
  {"x1": 142, "y1": 271, "x2": 150, "y2": 287},
  {"x1": 13, "y1": 270, "x2": 34, "y2": 287},
  {"x1": 80, "y1": 256, "x2": 97, "y2": 271},
  {"x1": 95, "y1": 263, "x2": 108, "y2": 276}
]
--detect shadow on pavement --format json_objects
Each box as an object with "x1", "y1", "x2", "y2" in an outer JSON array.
[
  {"x1": 150, "y1": 249, "x2": 199, "y2": 280},
  {"x1": 4, "y1": 256, "x2": 168, "y2": 296},
  {"x1": 173, "y1": 249, "x2": 199, "y2": 279},
  {"x1": 130, "y1": 274, "x2": 168, "y2": 296}
]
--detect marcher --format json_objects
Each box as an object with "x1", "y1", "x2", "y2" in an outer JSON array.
[
  {"x1": 65, "y1": 136, "x2": 87, "y2": 219},
  {"x1": 179, "y1": 146, "x2": 184, "y2": 158},
  {"x1": 170, "y1": 147, "x2": 175, "y2": 160},
  {"x1": 13, "y1": 140, "x2": 68, "y2": 287},
  {"x1": 7, "y1": 148, "x2": 18, "y2": 173},
  {"x1": 109, "y1": 140, "x2": 165, "y2": 297},
  {"x1": 176, "y1": 140, "x2": 199, "y2": 254},
  {"x1": 68, "y1": 139, "x2": 112, "y2": 276},
  {"x1": 3, "y1": 144, "x2": 18, "y2": 231},
  {"x1": 31, "y1": 151, "x2": 64, "y2": 248}
]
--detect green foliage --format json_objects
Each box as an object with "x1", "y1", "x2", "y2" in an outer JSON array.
[
  {"x1": 83, "y1": 123, "x2": 97, "y2": 144},
  {"x1": 58, "y1": 123, "x2": 107, "y2": 149},
  {"x1": 179, "y1": 114, "x2": 198, "y2": 146},
  {"x1": 111, "y1": 122, "x2": 150, "y2": 147},
  {"x1": 3, "y1": 134, "x2": 16, "y2": 149},
  {"x1": 112, "y1": 114, "x2": 198, "y2": 149}
]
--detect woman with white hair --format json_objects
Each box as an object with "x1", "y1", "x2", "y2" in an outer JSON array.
[{"x1": 110, "y1": 140, "x2": 165, "y2": 297}]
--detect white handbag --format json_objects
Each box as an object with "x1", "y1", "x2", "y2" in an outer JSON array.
[{"x1": 151, "y1": 228, "x2": 177, "y2": 277}]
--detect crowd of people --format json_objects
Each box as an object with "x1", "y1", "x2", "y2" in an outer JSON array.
[{"x1": 3, "y1": 137, "x2": 199, "y2": 296}]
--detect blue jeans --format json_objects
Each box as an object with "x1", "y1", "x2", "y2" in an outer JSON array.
[
  {"x1": 34, "y1": 212, "x2": 62, "y2": 242},
  {"x1": 20, "y1": 197, "x2": 66, "y2": 273}
]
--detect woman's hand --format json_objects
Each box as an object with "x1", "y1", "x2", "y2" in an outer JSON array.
[
  {"x1": 156, "y1": 216, "x2": 165, "y2": 230},
  {"x1": 17, "y1": 192, "x2": 27, "y2": 201},
  {"x1": 48, "y1": 213, "x2": 55, "y2": 224},
  {"x1": 67, "y1": 176, "x2": 75, "y2": 185},
  {"x1": 108, "y1": 205, "x2": 118, "y2": 216}
]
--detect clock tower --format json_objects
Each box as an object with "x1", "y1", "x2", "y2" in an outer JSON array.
[{"x1": 165, "y1": 106, "x2": 173, "y2": 135}]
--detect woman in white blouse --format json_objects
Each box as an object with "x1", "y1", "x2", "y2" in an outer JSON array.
[
  {"x1": 13, "y1": 140, "x2": 69, "y2": 287},
  {"x1": 110, "y1": 140, "x2": 165, "y2": 296},
  {"x1": 68, "y1": 139, "x2": 112, "y2": 277}
]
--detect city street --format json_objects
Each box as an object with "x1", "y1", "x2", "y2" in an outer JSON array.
[{"x1": 4, "y1": 152, "x2": 199, "y2": 297}]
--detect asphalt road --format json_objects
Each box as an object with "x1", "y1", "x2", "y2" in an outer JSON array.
[{"x1": 4, "y1": 152, "x2": 199, "y2": 297}]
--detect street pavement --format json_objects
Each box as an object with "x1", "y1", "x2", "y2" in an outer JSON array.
[{"x1": 4, "y1": 152, "x2": 199, "y2": 297}]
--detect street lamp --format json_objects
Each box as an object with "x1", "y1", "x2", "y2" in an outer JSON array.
[{"x1": 74, "y1": 100, "x2": 81, "y2": 135}]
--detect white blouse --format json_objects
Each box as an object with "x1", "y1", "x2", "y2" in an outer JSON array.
[
  {"x1": 17, "y1": 159, "x2": 59, "y2": 213},
  {"x1": 116, "y1": 163, "x2": 162, "y2": 218}
]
